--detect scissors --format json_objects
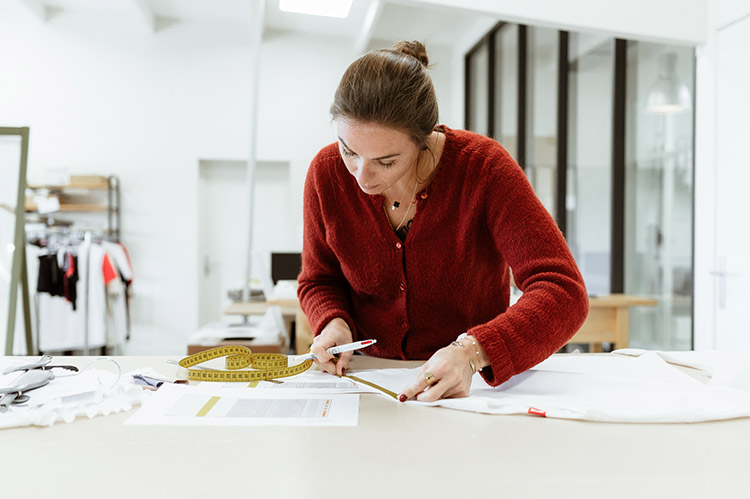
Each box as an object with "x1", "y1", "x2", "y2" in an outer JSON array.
[
  {"x1": 0, "y1": 369, "x2": 55, "y2": 411},
  {"x1": 1, "y1": 355, "x2": 78, "y2": 375}
]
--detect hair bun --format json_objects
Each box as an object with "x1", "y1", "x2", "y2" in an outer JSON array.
[{"x1": 392, "y1": 40, "x2": 429, "y2": 67}]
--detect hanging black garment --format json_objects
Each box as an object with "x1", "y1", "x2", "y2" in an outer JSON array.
[{"x1": 37, "y1": 254, "x2": 65, "y2": 297}]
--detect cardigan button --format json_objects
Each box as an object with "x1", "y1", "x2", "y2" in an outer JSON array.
[
  {"x1": 399, "y1": 282, "x2": 406, "y2": 291},
  {"x1": 420, "y1": 192, "x2": 428, "y2": 199},
  {"x1": 401, "y1": 321, "x2": 408, "y2": 329},
  {"x1": 395, "y1": 242, "x2": 402, "y2": 249}
]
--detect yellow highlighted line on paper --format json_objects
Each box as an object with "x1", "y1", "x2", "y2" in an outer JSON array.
[
  {"x1": 321, "y1": 399, "x2": 331, "y2": 417},
  {"x1": 247, "y1": 381, "x2": 259, "y2": 388},
  {"x1": 196, "y1": 396, "x2": 221, "y2": 417}
]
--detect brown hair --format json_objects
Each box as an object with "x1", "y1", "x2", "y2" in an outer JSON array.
[{"x1": 330, "y1": 40, "x2": 439, "y2": 146}]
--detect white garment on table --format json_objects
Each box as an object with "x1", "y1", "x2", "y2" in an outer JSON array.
[{"x1": 356, "y1": 352, "x2": 750, "y2": 423}]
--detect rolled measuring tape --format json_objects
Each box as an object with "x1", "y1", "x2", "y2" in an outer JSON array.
[{"x1": 178, "y1": 345, "x2": 313, "y2": 382}]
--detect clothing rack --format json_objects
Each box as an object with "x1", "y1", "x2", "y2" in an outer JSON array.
[{"x1": 27, "y1": 226, "x2": 123, "y2": 355}]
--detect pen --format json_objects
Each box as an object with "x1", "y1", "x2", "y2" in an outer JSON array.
[
  {"x1": 286, "y1": 339, "x2": 378, "y2": 365},
  {"x1": 326, "y1": 339, "x2": 377, "y2": 356}
]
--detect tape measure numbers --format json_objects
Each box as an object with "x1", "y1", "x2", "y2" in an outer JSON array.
[{"x1": 179, "y1": 345, "x2": 313, "y2": 382}]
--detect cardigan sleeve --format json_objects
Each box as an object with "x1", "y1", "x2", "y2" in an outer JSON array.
[
  {"x1": 297, "y1": 153, "x2": 358, "y2": 338},
  {"x1": 469, "y1": 152, "x2": 589, "y2": 386}
]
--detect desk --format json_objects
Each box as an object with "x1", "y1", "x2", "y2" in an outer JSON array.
[
  {"x1": 1, "y1": 354, "x2": 748, "y2": 499},
  {"x1": 571, "y1": 294, "x2": 658, "y2": 351},
  {"x1": 226, "y1": 298, "x2": 313, "y2": 354},
  {"x1": 227, "y1": 294, "x2": 657, "y2": 355}
]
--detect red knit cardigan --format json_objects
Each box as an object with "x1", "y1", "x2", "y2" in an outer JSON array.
[{"x1": 298, "y1": 126, "x2": 588, "y2": 386}]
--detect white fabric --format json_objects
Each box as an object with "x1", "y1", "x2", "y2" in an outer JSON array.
[
  {"x1": 0, "y1": 361, "x2": 144, "y2": 428},
  {"x1": 356, "y1": 352, "x2": 750, "y2": 423},
  {"x1": 86, "y1": 244, "x2": 107, "y2": 348},
  {"x1": 613, "y1": 349, "x2": 750, "y2": 391}
]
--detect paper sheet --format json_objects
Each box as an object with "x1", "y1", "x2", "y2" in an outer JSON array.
[
  {"x1": 124, "y1": 383, "x2": 359, "y2": 426},
  {"x1": 200, "y1": 369, "x2": 380, "y2": 394}
]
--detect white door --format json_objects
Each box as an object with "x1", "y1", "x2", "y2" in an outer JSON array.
[
  {"x1": 714, "y1": 14, "x2": 750, "y2": 350},
  {"x1": 198, "y1": 160, "x2": 248, "y2": 327},
  {"x1": 198, "y1": 159, "x2": 293, "y2": 327}
]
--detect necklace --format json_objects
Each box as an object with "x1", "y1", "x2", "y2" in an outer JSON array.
[{"x1": 394, "y1": 176, "x2": 420, "y2": 231}]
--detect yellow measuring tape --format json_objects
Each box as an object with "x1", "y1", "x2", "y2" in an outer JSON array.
[
  {"x1": 178, "y1": 345, "x2": 398, "y2": 399},
  {"x1": 179, "y1": 345, "x2": 313, "y2": 382}
]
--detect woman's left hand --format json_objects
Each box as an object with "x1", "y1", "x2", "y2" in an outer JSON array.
[{"x1": 397, "y1": 345, "x2": 475, "y2": 402}]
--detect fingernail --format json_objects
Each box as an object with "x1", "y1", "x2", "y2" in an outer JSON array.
[{"x1": 398, "y1": 394, "x2": 407, "y2": 402}]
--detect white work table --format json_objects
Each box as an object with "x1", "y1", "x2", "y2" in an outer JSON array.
[{"x1": 2, "y1": 354, "x2": 748, "y2": 498}]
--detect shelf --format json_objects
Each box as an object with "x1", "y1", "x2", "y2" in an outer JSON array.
[
  {"x1": 27, "y1": 182, "x2": 110, "y2": 191},
  {"x1": 25, "y1": 203, "x2": 109, "y2": 213},
  {"x1": 27, "y1": 175, "x2": 111, "y2": 191}
]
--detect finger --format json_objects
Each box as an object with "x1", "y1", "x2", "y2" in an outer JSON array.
[
  {"x1": 398, "y1": 369, "x2": 434, "y2": 402},
  {"x1": 335, "y1": 351, "x2": 353, "y2": 376},
  {"x1": 416, "y1": 379, "x2": 451, "y2": 402},
  {"x1": 310, "y1": 338, "x2": 337, "y2": 364},
  {"x1": 314, "y1": 357, "x2": 337, "y2": 375}
]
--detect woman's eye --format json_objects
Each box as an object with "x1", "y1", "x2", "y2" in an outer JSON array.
[
  {"x1": 379, "y1": 161, "x2": 395, "y2": 168},
  {"x1": 342, "y1": 149, "x2": 357, "y2": 157}
]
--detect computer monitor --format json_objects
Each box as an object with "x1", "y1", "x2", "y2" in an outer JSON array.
[{"x1": 271, "y1": 252, "x2": 302, "y2": 284}]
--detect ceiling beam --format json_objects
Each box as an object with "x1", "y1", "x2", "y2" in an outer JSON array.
[
  {"x1": 19, "y1": 0, "x2": 48, "y2": 22},
  {"x1": 354, "y1": 0, "x2": 384, "y2": 55},
  {"x1": 132, "y1": 0, "x2": 156, "y2": 32}
]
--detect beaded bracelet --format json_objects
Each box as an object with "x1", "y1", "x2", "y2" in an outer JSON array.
[{"x1": 452, "y1": 333, "x2": 480, "y2": 374}]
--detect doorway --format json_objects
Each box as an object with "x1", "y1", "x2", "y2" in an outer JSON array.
[{"x1": 197, "y1": 159, "x2": 292, "y2": 327}]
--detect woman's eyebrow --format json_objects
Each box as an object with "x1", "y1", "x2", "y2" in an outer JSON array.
[{"x1": 338, "y1": 137, "x2": 401, "y2": 161}]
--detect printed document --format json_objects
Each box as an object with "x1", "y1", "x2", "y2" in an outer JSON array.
[{"x1": 125, "y1": 383, "x2": 358, "y2": 426}]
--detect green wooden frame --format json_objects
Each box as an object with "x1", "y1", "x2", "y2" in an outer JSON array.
[{"x1": 1, "y1": 127, "x2": 33, "y2": 355}]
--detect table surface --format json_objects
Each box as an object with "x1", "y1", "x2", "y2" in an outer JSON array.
[{"x1": 2, "y1": 354, "x2": 748, "y2": 499}]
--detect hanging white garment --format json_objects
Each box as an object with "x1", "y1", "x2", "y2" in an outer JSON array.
[
  {"x1": 102, "y1": 241, "x2": 133, "y2": 283},
  {"x1": 86, "y1": 243, "x2": 107, "y2": 349}
]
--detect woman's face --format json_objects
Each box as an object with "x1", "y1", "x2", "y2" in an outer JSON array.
[{"x1": 335, "y1": 119, "x2": 421, "y2": 196}]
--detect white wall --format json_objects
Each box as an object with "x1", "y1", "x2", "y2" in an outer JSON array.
[{"x1": 0, "y1": 3, "x2": 459, "y2": 352}]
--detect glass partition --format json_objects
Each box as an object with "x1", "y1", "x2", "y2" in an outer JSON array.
[
  {"x1": 625, "y1": 43, "x2": 694, "y2": 349},
  {"x1": 495, "y1": 24, "x2": 518, "y2": 157},
  {"x1": 467, "y1": 41, "x2": 490, "y2": 136},
  {"x1": 567, "y1": 34, "x2": 615, "y2": 296},
  {"x1": 526, "y1": 27, "x2": 558, "y2": 218}
]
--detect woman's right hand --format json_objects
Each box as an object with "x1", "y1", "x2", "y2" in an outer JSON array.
[{"x1": 310, "y1": 317, "x2": 353, "y2": 376}]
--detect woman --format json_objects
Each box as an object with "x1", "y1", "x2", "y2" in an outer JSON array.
[{"x1": 297, "y1": 41, "x2": 588, "y2": 402}]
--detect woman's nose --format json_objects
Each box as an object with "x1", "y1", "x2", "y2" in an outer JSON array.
[{"x1": 355, "y1": 162, "x2": 375, "y2": 185}]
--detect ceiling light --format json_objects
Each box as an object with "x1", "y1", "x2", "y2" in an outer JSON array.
[
  {"x1": 646, "y1": 53, "x2": 691, "y2": 114},
  {"x1": 279, "y1": 0, "x2": 353, "y2": 18}
]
